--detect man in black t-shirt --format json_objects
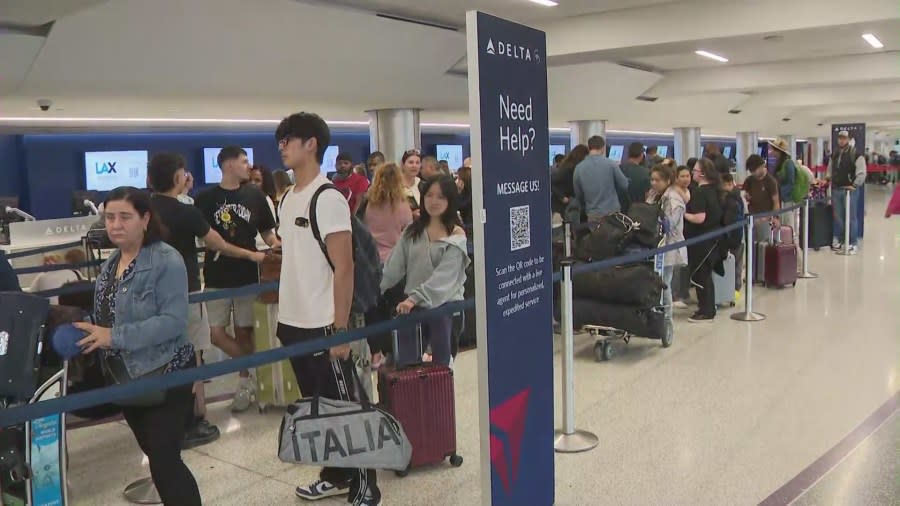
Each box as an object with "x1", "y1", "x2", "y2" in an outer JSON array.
[
  {"x1": 149, "y1": 153, "x2": 267, "y2": 445},
  {"x1": 195, "y1": 146, "x2": 279, "y2": 412}
]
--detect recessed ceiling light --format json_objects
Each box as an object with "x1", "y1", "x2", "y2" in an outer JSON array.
[
  {"x1": 527, "y1": 0, "x2": 558, "y2": 6},
  {"x1": 862, "y1": 33, "x2": 884, "y2": 49},
  {"x1": 695, "y1": 50, "x2": 728, "y2": 63}
]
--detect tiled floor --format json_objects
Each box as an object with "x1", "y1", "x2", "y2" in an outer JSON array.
[{"x1": 64, "y1": 187, "x2": 900, "y2": 505}]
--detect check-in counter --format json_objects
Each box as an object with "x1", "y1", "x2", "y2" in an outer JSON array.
[{"x1": 1, "y1": 216, "x2": 99, "y2": 287}]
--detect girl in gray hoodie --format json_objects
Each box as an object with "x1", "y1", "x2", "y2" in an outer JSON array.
[{"x1": 380, "y1": 176, "x2": 471, "y2": 366}]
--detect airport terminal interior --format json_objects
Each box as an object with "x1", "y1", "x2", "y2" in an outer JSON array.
[{"x1": 1, "y1": 0, "x2": 899, "y2": 505}]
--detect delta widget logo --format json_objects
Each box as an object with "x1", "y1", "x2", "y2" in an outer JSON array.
[
  {"x1": 485, "y1": 38, "x2": 541, "y2": 63},
  {"x1": 489, "y1": 388, "x2": 530, "y2": 494}
]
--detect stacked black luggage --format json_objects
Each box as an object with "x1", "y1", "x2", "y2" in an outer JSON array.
[{"x1": 556, "y1": 203, "x2": 671, "y2": 360}]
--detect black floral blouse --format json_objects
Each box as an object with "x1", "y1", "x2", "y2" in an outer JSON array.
[{"x1": 96, "y1": 257, "x2": 194, "y2": 372}]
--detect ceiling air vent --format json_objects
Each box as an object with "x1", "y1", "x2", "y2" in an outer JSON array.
[
  {"x1": 636, "y1": 95, "x2": 658, "y2": 102},
  {"x1": 728, "y1": 109, "x2": 742, "y2": 114},
  {"x1": 617, "y1": 61, "x2": 658, "y2": 73},
  {"x1": 782, "y1": 117, "x2": 791, "y2": 122},
  {"x1": 375, "y1": 13, "x2": 458, "y2": 32}
]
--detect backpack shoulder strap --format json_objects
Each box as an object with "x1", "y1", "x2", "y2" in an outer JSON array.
[{"x1": 310, "y1": 183, "x2": 340, "y2": 272}]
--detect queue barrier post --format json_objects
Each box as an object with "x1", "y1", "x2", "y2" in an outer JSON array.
[
  {"x1": 798, "y1": 198, "x2": 818, "y2": 279},
  {"x1": 554, "y1": 222, "x2": 599, "y2": 453},
  {"x1": 731, "y1": 217, "x2": 766, "y2": 322},
  {"x1": 836, "y1": 188, "x2": 854, "y2": 256}
]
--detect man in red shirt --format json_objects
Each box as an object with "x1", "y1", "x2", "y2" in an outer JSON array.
[{"x1": 332, "y1": 152, "x2": 369, "y2": 215}]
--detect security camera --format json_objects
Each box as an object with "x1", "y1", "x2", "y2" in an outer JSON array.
[{"x1": 37, "y1": 99, "x2": 52, "y2": 111}]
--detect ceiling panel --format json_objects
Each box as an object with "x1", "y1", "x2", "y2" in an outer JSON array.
[
  {"x1": 629, "y1": 19, "x2": 900, "y2": 70},
  {"x1": 0, "y1": 0, "x2": 108, "y2": 25},
  {"x1": 311, "y1": 0, "x2": 678, "y2": 26},
  {"x1": 0, "y1": 33, "x2": 46, "y2": 94},
  {"x1": 20, "y1": 0, "x2": 468, "y2": 110}
]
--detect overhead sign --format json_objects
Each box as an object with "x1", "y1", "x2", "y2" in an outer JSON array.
[{"x1": 466, "y1": 11, "x2": 554, "y2": 506}]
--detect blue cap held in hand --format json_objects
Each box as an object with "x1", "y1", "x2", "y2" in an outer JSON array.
[{"x1": 51, "y1": 324, "x2": 87, "y2": 360}]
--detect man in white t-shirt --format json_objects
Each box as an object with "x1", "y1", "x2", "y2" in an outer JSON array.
[{"x1": 275, "y1": 112, "x2": 380, "y2": 506}]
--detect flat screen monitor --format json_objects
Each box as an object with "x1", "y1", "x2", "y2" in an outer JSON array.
[
  {"x1": 436, "y1": 145, "x2": 464, "y2": 170},
  {"x1": 723, "y1": 146, "x2": 733, "y2": 159},
  {"x1": 608, "y1": 145, "x2": 624, "y2": 162},
  {"x1": 321, "y1": 146, "x2": 339, "y2": 175},
  {"x1": 203, "y1": 147, "x2": 255, "y2": 184},
  {"x1": 549, "y1": 144, "x2": 566, "y2": 165},
  {"x1": 657, "y1": 146, "x2": 669, "y2": 157},
  {"x1": 84, "y1": 150, "x2": 149, "y2": 191}
]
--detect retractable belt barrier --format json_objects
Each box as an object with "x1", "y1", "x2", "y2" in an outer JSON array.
[
  {"x1": 13, "y1": 259, "x2": 103, "y2": 276},
  {"x1": 4, "y1": 240, "x2": 86, "y2": 259},
  {"x1": 1, "y1": 199, "x2": 829, "y2": 427}
]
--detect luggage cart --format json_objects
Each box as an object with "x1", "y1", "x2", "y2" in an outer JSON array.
[{"x1": 588, "y1": 245, "x2": 670, "y2": 362}]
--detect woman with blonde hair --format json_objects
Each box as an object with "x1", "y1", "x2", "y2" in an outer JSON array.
[{"x1": 363, "y1": 162, "x2": 414, "y2": 369}]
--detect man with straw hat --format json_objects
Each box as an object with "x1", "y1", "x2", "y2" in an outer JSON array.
[{"x1": 768, "y1": 138, "x2": 799, "y2": 243}]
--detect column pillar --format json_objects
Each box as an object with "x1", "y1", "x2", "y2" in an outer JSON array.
[
  {"x1": 735, "y1": 131, "x2": 759, "y2": 181},
  {"x1": 778, "y1": 134, "x2": 797, "y2": 159},
  {"x1": 367, "y1": 108, "x2": 421, "y2": 164},
  {"x1": 568, "y1": 120, "x2": 606, "y2": 147},
  {"x1": 674, "y1": 127, "x2": 701, "y2": 165}
]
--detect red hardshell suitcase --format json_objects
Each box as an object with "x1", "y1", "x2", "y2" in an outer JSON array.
[
  {"x1": 764, "y1": 226, "x2": 798, "y2": 288},
  {"x1": 378, "y1": 363, "x2": 462, "y2": 475}
]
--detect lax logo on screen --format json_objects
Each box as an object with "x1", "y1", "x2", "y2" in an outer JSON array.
[{"x1": 95, "y1": 161, "x2": 117, "y2": 175}]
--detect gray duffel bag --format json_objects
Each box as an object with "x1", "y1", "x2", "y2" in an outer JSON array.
[{"x1": 277, "y1": 366, "x2": 411, "y2": 471}]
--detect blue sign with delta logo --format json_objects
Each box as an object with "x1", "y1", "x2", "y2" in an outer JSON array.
[{"x1": 466, "y1": 11, "x2": 553, "y2": 505}]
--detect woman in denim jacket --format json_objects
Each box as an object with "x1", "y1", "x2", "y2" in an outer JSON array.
[{"x1": 74, "y1": 187, "x2": 200, "y2": 506}]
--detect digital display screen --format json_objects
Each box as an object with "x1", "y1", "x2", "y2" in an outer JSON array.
[
  {"x1": 436, "y1": 145, "x2": 464, "y2": 170},
  {"x1": 84, "y1": 151, "x2": 148, "y2": 191},
  {"x1": 549, "y1": 144, "x2": 566, "y2": 165},
  {"x1": 657, "y1": 146, "x2": 669, "y2": 157},
  {"x1": 723, "y1": 146, "x2": 733, "y2": 159},
  {"x1": 321, "y1": 146, "x2": 340, "y2": 174},
  {"x1": 203, "y1": 147, "x2": 254, "y2": 184},
  {"x1": 608, "y1": 145, "x2": 624, "y2": 162}
]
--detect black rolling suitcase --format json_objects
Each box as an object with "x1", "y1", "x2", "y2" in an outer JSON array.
[
  {"x1": 0, "y1": 292, "x2": 50, "y2": 400},
  {"x1": 801, "y1": 203, "x2": 833, "y2": 251}
]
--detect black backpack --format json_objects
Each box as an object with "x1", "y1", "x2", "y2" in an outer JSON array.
[
  {"x1": 310, "y1": 184, "x2": 383, "y2": 314},
  {"x1": 720, "y1": 191, "x2": 745, "y2": 251}
]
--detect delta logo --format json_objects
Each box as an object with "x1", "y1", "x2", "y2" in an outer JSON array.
[
  {"x1": 95, "y1": 161, "x2": 118, "y2": 175},
  {"x1": 485, "y1": 38, "x2": 541, "y2": 63},
  {"x1": 489, "y1": 388, "x2": 530, "y2": 494}
]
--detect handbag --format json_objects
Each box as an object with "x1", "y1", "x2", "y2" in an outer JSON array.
[
  {"x1": 100, "y1": 353, "x2": 167, "y2": 408},
  {"x1": 278, "y1": 363, "x2": 412, "y2": 471}
]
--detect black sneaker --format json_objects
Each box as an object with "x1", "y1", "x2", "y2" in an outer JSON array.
[
  {"x1": 182, "y1": 419, "x2": 221, "y2": 450},
  {"x1": 687, "y1": 313, "x2": 715, "y2": 323}
]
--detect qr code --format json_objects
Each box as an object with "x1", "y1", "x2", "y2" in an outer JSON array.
[{"x1": 509, "y1": 205, "x2": 531, "y2": 251}]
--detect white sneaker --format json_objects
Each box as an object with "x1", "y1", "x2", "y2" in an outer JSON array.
[
  {"x1": 295, "y1": 479, "x2": 350, "y2": 501},
  {"x1": 847, "y1": 244, "x2": 859, "y2": 255},
  {"x1": 673, "y1": 301, "x2": 690, "y2": 310},
  {"x1": 229, "y1": 381, "x2": 255, "y2": 413}
]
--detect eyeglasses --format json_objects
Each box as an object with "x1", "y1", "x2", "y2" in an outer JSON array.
[{"x1": 277, "y1": 136, "x2": 299, "y2": 149}]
